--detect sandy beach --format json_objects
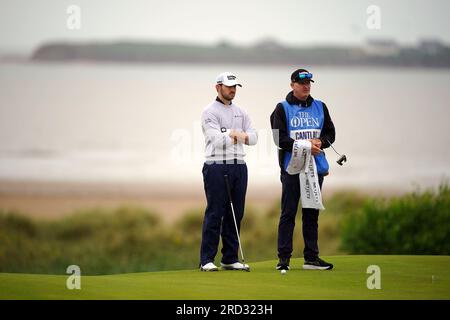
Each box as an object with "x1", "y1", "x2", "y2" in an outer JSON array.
[
  {"x1": 0, "y1": 179, "x2": 282, "y2": 223},
  {"x1": 0, "y1": 179, "x2": 409, "y2": 224}
]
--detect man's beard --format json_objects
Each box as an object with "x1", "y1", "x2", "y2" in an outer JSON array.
[{"x1": 222, "y1": 91, "x2": 235, "y2": 101}]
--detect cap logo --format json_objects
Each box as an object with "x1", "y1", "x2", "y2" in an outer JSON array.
[{"x1": 227, "y1": 75, "x2": 236, "y2": 80}]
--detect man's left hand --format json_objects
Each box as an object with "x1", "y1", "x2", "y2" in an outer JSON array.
[
  {"x1": 309, "y1": 138, "x2": 322, "y2": 155},
  {"x1": 310, "y1": 138, "x2": 322, "y2": 148}
]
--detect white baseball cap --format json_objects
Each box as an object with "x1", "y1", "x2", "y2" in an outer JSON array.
[{"x1": 215, "y1": 72, "x2": 242, "y2": 87}]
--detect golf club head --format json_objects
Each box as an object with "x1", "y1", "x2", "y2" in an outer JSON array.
[
  {"x1": 337, "y1": 154, "x2": 347, "y2": 166},
  {"x1": 239, "y1": 262, "x2": 250, "y2": 272}
]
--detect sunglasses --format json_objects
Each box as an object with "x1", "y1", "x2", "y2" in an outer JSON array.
[{"x1": 297, "y1": 73, "x2": 313, "y2": 80}]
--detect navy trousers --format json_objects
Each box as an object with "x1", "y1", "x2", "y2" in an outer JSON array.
[
  {"x1": 200, "y1": 162, "x2": 248, "y2": 266},
  {"x1": 278, "y1": 170, "x2": 324, "y2": 261}
]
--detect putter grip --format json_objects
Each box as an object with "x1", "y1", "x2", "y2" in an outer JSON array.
[{"x1": 224, "y1": 175, "x2": 233, "y2": 202}]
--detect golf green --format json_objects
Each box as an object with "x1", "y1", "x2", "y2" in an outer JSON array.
[{"x1": 1, "y1": 255, "x2": 449, "y2": 299}]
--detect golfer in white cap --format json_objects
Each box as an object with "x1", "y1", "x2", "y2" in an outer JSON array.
[{"x1": 199, "y1": 72, "x2": 258, "y2": 271}]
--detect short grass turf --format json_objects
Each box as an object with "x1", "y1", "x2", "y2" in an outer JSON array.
[{"x1": 1, "y1": 255, "x2": 449, "y2": 300}]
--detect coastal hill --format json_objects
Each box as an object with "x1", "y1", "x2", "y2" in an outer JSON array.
[{"x1": 30, "y1": 38, "x2": 450, "y2": 67}]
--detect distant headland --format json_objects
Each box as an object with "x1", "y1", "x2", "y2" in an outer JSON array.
[{"x1": 30, "y1": 38, "x2": 450, "y2": 68}]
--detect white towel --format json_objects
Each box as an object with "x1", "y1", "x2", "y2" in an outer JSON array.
[{"x1": 286, "y1": 140, "x2": 325, "y2": 210}]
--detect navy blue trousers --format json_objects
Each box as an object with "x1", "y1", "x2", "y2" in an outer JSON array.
[
  {"x1": 278, "y1": 170, "x2": 324, "y2": 261},
  {"x1": 200, "y1": 162, "x2": 248, "y2": 266}
]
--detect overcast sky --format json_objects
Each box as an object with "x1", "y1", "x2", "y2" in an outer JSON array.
[{"x1": 1, "y1": 0, "x2": 449, "y2": 53}]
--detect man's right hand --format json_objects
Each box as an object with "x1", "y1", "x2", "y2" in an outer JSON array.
[{"x1": 309, "y1": 139, "x2": 322, "y2": 156}]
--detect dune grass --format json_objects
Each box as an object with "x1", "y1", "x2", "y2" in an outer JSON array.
[
  {"x1": 0, "y1": 190, "x2": 363, "y2": 275},
  {"x1": 341, "y1": 183, "x2": 450, "y2": 253},
  {"x1": 2, "y1": 184, "x2": 448, "y2": 275}
]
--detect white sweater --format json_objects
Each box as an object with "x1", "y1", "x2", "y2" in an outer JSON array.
[{"x1": 201, "y1": 99, "x2": 258, "y2": 161}]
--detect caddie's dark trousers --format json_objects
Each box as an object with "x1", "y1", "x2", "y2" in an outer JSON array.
[
  {"x1": 278, "y1": 170, "x2": 324, "y2": 261},
  {"x1": 200, "y1": 161, "x2": 247, "y2": 266}
]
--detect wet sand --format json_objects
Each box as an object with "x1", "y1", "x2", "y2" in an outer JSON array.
[
  {"x1": 0, "y1": 180, "x2": 280, "y2": 223},
  {"x1": 0, "y1": 179, "x2": 406, "y2": 223}
]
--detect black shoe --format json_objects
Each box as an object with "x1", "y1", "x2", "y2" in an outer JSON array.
[
  {"x1": 303, "y1": 257, "x2": 333, "y2": 270},
  {"x1": 276, "y1": 257, "x2": 290, "y2": 270}
]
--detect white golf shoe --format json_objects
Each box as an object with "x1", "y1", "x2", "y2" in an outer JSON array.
[
  {"x1": 200, "y1": 262, "x2": 219, "y2": 272},
  {"x1": 220, "y1": 262, "x2": 250, "y2": 271}
]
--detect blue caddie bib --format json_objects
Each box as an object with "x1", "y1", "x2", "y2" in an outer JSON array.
[{"x1": 281, "y1": 99, "x2": 329, "y2": 175}]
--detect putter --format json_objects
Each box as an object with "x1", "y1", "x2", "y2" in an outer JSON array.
[
  {"x1": 224, "y1": 174, "x2": 250, "y2": 272},
  {"x1": 325, "y1": 139, "x2": 347, "y2": 166}
]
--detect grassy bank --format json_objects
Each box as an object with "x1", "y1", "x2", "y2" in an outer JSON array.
[
  {"x1": 0, "y1": 190, "x2": 366, "y2": 275},
  {"x1": 1, "y1": 184, "x2": 448, "y2": 275}
]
